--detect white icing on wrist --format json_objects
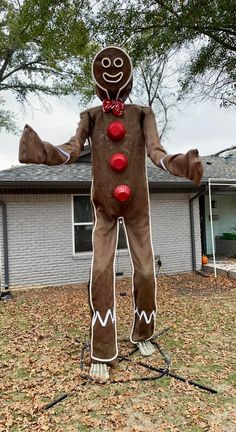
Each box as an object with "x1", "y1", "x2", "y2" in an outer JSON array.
[
  {"x1": 56, "y1": 147, "x2": 70, "y2": 165},
  {"x1": 160, "y1": 155, "x2": 168, "y2": 171}
]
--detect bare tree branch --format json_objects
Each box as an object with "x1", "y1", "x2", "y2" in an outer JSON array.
[{"x1": 1, "y1": 58, "x2": 44, "y2": 82}]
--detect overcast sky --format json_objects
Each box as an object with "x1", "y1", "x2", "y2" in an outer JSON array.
[{"x1": 0, "y1": 94, "x2": 235, "y2": 171}]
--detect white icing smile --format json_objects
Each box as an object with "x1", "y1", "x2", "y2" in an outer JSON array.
[{"x1": 103, "y1": 71, "x2": 123, "y2": 83}]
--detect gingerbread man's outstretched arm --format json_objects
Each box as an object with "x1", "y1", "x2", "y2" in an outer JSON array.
[
  {"x1": 19, "y1": 111, "x2": 90, "y2": 166},
  {"x1": 143, "y1": 107, "x2": 203, "y2": 186}
]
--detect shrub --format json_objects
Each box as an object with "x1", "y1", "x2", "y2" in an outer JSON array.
[{"x1": 222, "y1": 233, "x2": 236, "y2": 240}]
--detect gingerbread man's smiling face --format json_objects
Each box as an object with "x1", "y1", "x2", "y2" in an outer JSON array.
[{"x1": 92, "y1": 46, "x2": 133, "y2": 100}]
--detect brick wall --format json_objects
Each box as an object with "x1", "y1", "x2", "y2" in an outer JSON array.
[
  {"x1": 150, "y1": 193, "x2": 201, "y2": 273},
  {"x1": 0, "y1": 192, "x2": 201, "y2": 289}
]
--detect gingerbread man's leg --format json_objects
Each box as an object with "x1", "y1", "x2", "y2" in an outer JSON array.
[
  {"x1": 89, "y1": 206, "x2": 119, "y2": 364},
  {"x1": 123, "y1": 210, "x2": 157, "y2": 346}
]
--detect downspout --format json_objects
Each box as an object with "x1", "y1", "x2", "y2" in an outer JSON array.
[
  {"x1": 189, "y1": 186, "x2": 208, "y2": 276},
  {"x1": 0, "y1": 200, "x2": 12, "y2": 300}
]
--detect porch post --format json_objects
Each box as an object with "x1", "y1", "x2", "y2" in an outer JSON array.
[{"x1": 208, "y1": 179, "x2": 217, "y2": 277}]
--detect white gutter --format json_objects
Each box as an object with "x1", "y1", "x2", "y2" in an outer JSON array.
[{"x1": 208, "y1": 178, "x2": 236, "y2": 278}]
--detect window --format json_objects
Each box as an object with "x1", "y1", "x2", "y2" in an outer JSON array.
[
  {"x1": 73, "y1": 195, "x2": 93, "y2": 253},
  {"x1": 117, "y1": 218, "x2": 127, "y2": 249},
  {"x1": 73, "y1": 196, "x2": 127, "y2": 253}
]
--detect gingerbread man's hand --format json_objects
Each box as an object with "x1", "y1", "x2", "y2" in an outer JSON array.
[
  {"x1": 19, "y1": 124, "x2": 68, "y2": 166},
  {"x1": 19, "y1": 124, "x2": 47, "y2": 164},
  {"x1": 162, "y1": 149, "x2": 203, "y2": 187},
  {"x1": 184, "y1": 149, "x2": 203, "y2": 187}
]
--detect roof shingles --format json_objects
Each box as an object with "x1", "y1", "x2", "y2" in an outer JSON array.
[{"x1": 0, "y1": 155, "x2": 235, "y2": 186}]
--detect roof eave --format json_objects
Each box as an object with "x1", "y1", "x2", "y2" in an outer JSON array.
[
  {"x1": 0, "y1": 180, "x2": 91, "y2": 188},
  {"x1": 149, "y1": 180, "x2": 201, "y2": 188},
  {"x1": 0, "y1": 179, "x2": 200, "y2": 190},
  {"x1": 1, "y1": 178, "x2": 234, "y2": 191}
]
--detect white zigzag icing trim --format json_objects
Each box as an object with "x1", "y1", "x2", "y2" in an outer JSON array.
[
  {"x1": 92, "y1": 309, "x2": 116, "y2": 327},
  {"x1": 135, "y1": 309, "x2": 156, "y2": 324}
]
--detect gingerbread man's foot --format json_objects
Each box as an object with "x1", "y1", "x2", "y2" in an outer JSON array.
[
  {"x1": 90, "y1": 363, "x2": 109, "y2": 382},
  {"x1": 137, "y1": 340, "x2": 155, "y2": 357}
]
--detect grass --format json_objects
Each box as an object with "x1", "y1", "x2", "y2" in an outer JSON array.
[{"x1": 0, "y1": 273, "x2": 235, "y2": 431}]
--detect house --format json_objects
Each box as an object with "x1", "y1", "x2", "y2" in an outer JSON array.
[
  {"x1": 200, "y1": 148, "x2": 236, "y2": 256},
  {"x1": 0, "y1": 147, "x2": 235, "y2": 291}
]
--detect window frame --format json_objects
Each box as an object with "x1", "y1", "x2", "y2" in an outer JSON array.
[
  {"x1": 72, "y1": 194, "x2": 128, "y2": 255},
  {"x1": 72, "y1": 194, "x2": 93, "y2": 255}
]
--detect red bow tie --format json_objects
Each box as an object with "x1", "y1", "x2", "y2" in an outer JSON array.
[{"x1": 102, "y1": 99, "x2": 125, "y2": 117}]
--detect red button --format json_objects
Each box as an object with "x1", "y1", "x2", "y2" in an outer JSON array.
[
  {"x1": 113, "y1": 185, "x2": 132, "y2": 202},
  {"x1": 109, "y1": 153, "x2": 128, "y2": 172},
  {"x1": 107, "y1": 121, "x2": 126, "y2": 141}
]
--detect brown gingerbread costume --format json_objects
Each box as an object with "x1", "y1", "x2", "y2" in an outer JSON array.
[{"x1": 19, "y1": 46, "x2": 203, "y2": 365}]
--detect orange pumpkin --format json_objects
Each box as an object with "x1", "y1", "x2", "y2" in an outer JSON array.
[{"x1": 202, "y1": 255, "x2": 208, "y2": 265}]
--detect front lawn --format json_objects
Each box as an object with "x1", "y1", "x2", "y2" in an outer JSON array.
[{"x1": 0, "y1": 273, "x2": 235, "y2": 431}]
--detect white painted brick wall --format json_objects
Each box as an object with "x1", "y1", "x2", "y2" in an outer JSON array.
[
  {"x1": 0, "y1": 192, "x2": 201, "y2": 289},
  {"x1": 150, "y1": 193, "x2": 201, "y2": 273}
]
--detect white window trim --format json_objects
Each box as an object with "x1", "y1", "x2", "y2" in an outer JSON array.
[{"x1": 72, "y1": 194, "x2": 93, "y2": 256}]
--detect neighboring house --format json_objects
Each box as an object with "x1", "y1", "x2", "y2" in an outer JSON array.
[
  {"x1": 201, "y1": 148, "x2": 236, "y2": 255},
  {"x1": 0, "y1": 147, "x2": 235, "y2": 290}
]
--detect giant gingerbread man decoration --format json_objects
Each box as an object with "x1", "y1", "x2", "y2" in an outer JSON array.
[{"x1": 19, "y1": 46, "x2": 203, "y2": 380}]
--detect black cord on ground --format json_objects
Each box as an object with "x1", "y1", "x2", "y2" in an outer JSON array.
[
  {"x1": 44, "y1": 394, "x2": 69, "y2": 410},
  {"x1": 152, "y1": 341, "x2": 171, "y2": 366},
  {"x1": 166, "y1": 371, "x2": 218, "y2": 394},
  {"x1": 43, "y1": 326, "x2": 217, "y2": 411},
  {"x1": 119, "y1": 356, "x2": 218, "y2": 394}
]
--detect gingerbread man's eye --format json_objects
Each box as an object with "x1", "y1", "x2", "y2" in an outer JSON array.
[
  {"x1": 102, "y1": 57, "x2": 111, "y2": 68},
  {"x1": 114, "y1": 57, "x2": 123, "y2": 68}
]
